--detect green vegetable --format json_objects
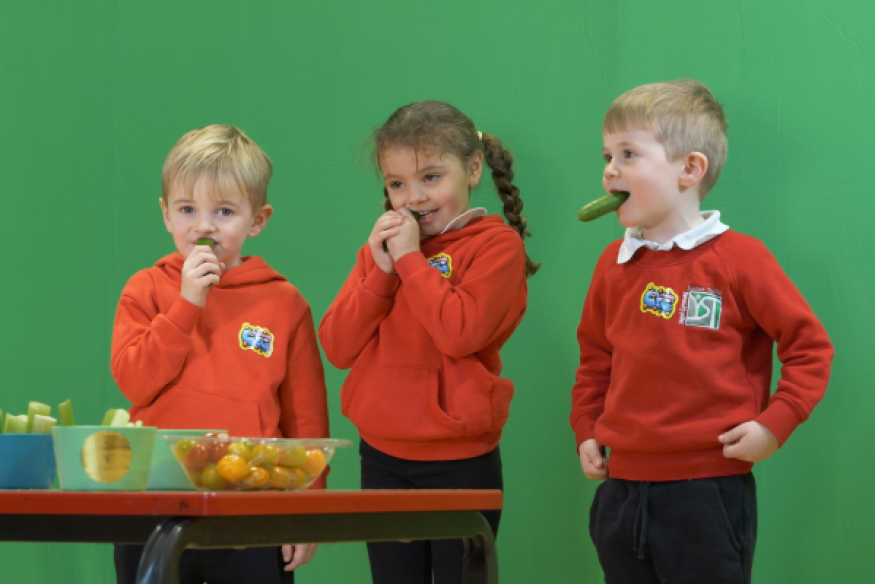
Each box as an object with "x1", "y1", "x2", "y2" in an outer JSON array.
[
  {"x1": 411, "y1": 211, "x2": 422, "y2": 220},
  {"x1": 4, "y1": 413, "x2": 28, "y2": 434},
  {"x1": 32, "y1": 415, "x2": 57, "y2": 434},
  {"x1": 102, "y1": 408, "x2": 131, "y2": 427},
  {"x1": 197, "y1": 238, "x2": 214, "y2": 248},
  {"x1": 577, "y1": 192, "x2": 629, "y2": 222},
  {"x1": 26, "y1": 402, "x2": 51, "y2": 433},
  {"x1": 0, "y1": 409, "x2": 3, "y2": 434},
  {"x1": 58, "y1": 399, "x2": 75, "y2": 426}
]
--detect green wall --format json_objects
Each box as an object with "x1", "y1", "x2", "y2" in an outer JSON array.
[{"x1": 0, "y1": 1, "x2": 870, "y2": 581}]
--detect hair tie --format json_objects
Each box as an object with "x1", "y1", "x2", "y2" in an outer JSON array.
[{"x1": 477, "y1": 131, "x2": 483, "y2": 141}]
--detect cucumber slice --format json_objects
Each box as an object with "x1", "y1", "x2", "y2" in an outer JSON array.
[
  {"x1": 577, "y1": 192, "x2": 630, "y2": 222},
  {"x1": 58, "y1": 399, "x2": 76, "y2": 426},
  {"x1": 101, "y1": 408, "x2": 131, "y2": 426},
  {"x1": 197, "y1": 238, "x2": 215, "y2": 248},
  {"x1": 32, "y1": 415, "x2": 57, "y2": 434},
  {"x1": 411, "y1": 211, "x2": 422, "y2": 220},
  {"x1": 26, "y1": 402, "x2": 51, "y2": 433},
  {"x1": 4, "y1": 413, "x2": 28, "y2": 434}
]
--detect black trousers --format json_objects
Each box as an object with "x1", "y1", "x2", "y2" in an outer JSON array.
[
  {"x1": 359, "y1": 439, "x2": 503, "y2": 584},
  {"x1": 590, "y1": 473, "x2": 757, "y2": 584},
  {"x1": 114, "y1": 544, "x2": 296, "y2": 584}
]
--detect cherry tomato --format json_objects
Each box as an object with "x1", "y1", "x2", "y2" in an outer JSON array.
[
  {"x1": 205, "y1": 438, "x2": 229, "y2": 462},
  {"x1": 239, "y1": 466, "x2": 270, "y2": 490},
  {"x1": 267, "y1": 466, "x2": 292, "y2": 489},
  {"x1": 302, "y1": 449, "x2": 327, "y2": 477},
  {"x1": 216, "y1": 454, "x2": 250, "y2": 483},
  {"x1": 200, "y1": 463, "x2": 227, "y2": 491},
  {"x1": 286, "y1": 467, "x2": 309, "y2": 490},
  {"x1": 250, "y1": 444, "x2": 280, "y2": 467},
  {"x1": 175, "y1": 439, "x2": 198, "y2": 461},
  {"x1": 184, "y1": 444, "x2": 210, "y2": 473},
  {"x1": 278, "y1": 442, "x2": 307, "y2": 467},
  {"x1": 226, "y1": 442, "x2": 253, "y2": 462}
]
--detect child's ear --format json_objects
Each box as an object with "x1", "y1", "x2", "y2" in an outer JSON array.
[
  {"x1": 248, "y1": 204, "x2": 273, "y2": 237},
  {"x1": 679, "y1": 152, "x2": 708, "y2": 188},
  {"x1": 159, "y1": 197, "x2": 172, "y2": 233},
  {"x1": 468, "y1": 151, "x2": 484, "y2": 189}
]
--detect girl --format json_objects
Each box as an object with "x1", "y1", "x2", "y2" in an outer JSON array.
[{"x1": 318, "y1": 101, "x2": 538, "y2": 584}]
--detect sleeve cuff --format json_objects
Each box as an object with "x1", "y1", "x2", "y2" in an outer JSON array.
[
  {"x1": 571, "y1": 416, "x2": 597, "y2": 450},
  {"x1": 394, "y1": 252, "x2": 431, "y2": 280},
  {"x1": 165, "y1": 296, "x2": 202, "y2": 334},
  {"x1": 755, "y1": 399, "x2": 801, "y2": 446},
  {"x1": 363, "y1": 266, "x2": 401, "y2": 297}
]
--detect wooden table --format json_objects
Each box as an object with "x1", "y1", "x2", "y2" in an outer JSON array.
[{"x1": 0, "y1": 489, "x2": 500, "y2": 583}]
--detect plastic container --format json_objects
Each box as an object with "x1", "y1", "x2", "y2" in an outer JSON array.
[
  {"x1": 148, "y1": 430, "x2": 226, "y2": 490},
  {"x1": 0, "y1": 434, "x2": 57, "y2": 489},
  {"x1": 52, "y1": 426, "x2": 156, "y2": 491},
  {"x1": 164, "y1": 435, "x2": 352, "y2": 491}
]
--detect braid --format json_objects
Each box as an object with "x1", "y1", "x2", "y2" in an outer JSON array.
[{"x1": 481, "y1": 133, "x2": 540, "y2": 277}]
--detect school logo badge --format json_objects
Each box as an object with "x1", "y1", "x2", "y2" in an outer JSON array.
[
  {"x1": 680, "y1": 286, "x2": 723, "y2": 330},
  {"x1": 427, "y1": 253, "x2": 452, "y2": 278},
  {"x1": 640, "y1": 282, "x2": 677, "y2": 319},
  {"x1": 239, "y1": 323, "x2": 274, "y2": 357}
]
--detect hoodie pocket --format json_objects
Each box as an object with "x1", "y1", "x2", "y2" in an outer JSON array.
[
  {"x1": 137, "y1": 387, "x2": 263, "y2": 436},
  {"x1": 341, "y1": 366, "x2": 466, "y2": 441}
]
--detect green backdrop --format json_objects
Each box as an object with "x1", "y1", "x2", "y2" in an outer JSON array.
[{"x1": 1, "y1": 0, "x2": 870, "y2": 582}]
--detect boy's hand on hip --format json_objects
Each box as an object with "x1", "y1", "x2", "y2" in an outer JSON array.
[
  {"x1": 720, "y1": 421, "x2": 778, "y2": 463},
  {"x1": 579, "y1": 438, "x2": 608, "y2": 480},
  {"x1": 283, "y1": 543, "x2": 317, "y2": 571},
  {"x1": 181, "y1": 245, "x2": 223, "y2": 307}
]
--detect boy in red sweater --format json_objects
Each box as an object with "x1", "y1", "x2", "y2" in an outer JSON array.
[
  {"x1": 111, "y1": 124, "x2": 329, "y2": 584},
  {"x1": 570, "y1": 80, "x2": 833, "y2": 583}
]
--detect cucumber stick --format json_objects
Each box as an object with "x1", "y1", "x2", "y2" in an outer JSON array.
[
  {"x1": 197, "y1": 238, "x2": 214, "y2": 248},
  {"x1": 577, "y1": 192, "x2": 629, "y2": 222}
]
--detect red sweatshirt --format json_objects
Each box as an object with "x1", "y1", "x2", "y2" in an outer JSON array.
[
  {"x1": 570, "y1": 231, "x2": 833, "y2": 481},
  {"x1": 111, "y1": 253, "x2": 330, "y2": 448},
  {"x1": 319, "y1": 216, "x2": 527, "y2": 461}
]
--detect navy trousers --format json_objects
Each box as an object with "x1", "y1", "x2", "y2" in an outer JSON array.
[
  {"x1": 590, "y1": 473, "x2": 757, "y2": 584},
  {"x1": 360, "y1": 439, "x2": 503, "y2": 584}
]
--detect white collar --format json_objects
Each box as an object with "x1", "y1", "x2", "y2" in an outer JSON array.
[
  {"x1": 617, "y1": 210, "x2": 729, "y2": 264},
  {"x1": 440, "y1": 207, "x2": 487, "y2": 234}
]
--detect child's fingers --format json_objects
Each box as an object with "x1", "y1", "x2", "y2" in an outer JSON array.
[{"x1": 718, "y1": 422, "x2": 749, "y2": 445}]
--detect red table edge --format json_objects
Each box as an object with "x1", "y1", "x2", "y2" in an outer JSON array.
[{"x1": 0, "y1": 489, "x2": 503, "y2": 516}]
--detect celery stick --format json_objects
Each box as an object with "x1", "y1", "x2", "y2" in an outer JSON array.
[
  {"x1": 58, "y1": 399, "x2": 75, "y2": 426},
  {"x1": 102, "y1": 408, "x2": 130, "y2": 426},
  {"x1": 4, "y1": 414, "x2": 28, "y2": 434},
  {"x1": 26, "y1": 402, "x2": 51, "y2": 433},
  {"x1": 0, "y1": 409, "x2": 3, "y2": 433},
  {"x1": 32, "y1": 415, "x2": 57, "y2": 434}
]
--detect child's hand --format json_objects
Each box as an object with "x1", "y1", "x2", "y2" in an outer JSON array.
[
  {"x1": 282, "y1": 543, "x2": 317, "y2": 571},
  {"x1": 579, "y1": 438, "x2": 608, "y2": 480},
  {"x1": 385, "y1": 208, "x2": 421, "y2": 261},
  {"x1": 719, "y1": 421, "x2": 779, "y2": 463},
  {"x1": 180, "y1": 244, "x2": 223, "y2": 307},
  {"x1": 368, "y1": 211, "x2": 404, "y2": 274}
]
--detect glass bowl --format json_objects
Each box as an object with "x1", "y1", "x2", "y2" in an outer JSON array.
[{"x1": 163, "y1": 435, "x2": 352, "y2": 491}]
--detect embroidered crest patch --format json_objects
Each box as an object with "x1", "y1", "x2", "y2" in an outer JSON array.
[
  {"x1": 680, "y1": 286, "x2": 723, "y2": 330},
  {"x1": 427, "y1": 253, "x2": 452, "y2": 278},
  {"x1": 640, "y1": 282, "x2": 677, "y2": 319},
  {"x1": 239, "y1": 323, "x2": 274, "y2": 357}
]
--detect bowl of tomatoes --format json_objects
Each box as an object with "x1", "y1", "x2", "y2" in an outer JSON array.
[{"x1": 164, "y1": 435, "x2": 352, "y2": 491}]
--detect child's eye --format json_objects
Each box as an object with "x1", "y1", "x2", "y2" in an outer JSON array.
[
  {"x1": 218, "y1": 208, "x2": 233, "y2": 217},
  {"x1": 423, "y1": 173, "x2": 440, "y2": 183},
  {"x1": 387, "y1": 181, "x2": 403, "y2": 190},
  {"x1": 603, "y1": 153, "x2": 612, "y2": 163},
  {"x1": 623, "y1": 150, "x2": 636, "y2": 159},
  {"x1": 180, "y1": 206, "x2": 194, "y2": 214}
]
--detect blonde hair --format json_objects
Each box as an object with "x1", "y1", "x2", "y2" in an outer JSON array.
[
  {"x1": 604, "y1": 79, "x2": 728, "y2": 197},
  {"x1": 162, "y1": 124, "x2": 272, "y2": 209}
]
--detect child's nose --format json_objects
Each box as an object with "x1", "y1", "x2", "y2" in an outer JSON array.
[
  {"x1": 195, "y1": 214, "x2": 216, "y2": 233},
  {"x1": 408, "y1": 186, "x2": 428, "y2": 204},
  {"x1": 604, "y1": 161, "x2": 619, "y2": 179}
]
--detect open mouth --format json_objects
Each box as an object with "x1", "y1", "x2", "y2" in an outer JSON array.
[{"x1": 411, "y1": 209, "x2": 437, "y2": 222}]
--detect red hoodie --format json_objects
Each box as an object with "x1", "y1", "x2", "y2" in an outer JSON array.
[
  {"x1": 111, "y1": 253, "x2": 330, "y2": 447},
  {"x1": 570, "y1": 231, "x2": 833, "y2": 481},
  {"x1": 319, "y1": 216, "x2": 528, "y2": 461}
]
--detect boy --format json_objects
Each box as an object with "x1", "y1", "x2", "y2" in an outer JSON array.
[
  {"x1": 111, "y1": 124, "x2": 329, "y2": 584},
  {"x1": 570, "y1": 80, "x2": 833, "y2": 583}
]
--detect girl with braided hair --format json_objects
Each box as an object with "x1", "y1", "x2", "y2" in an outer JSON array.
[{"x1": 319, "y1": 100, "x2": 537, "y2": 584}]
